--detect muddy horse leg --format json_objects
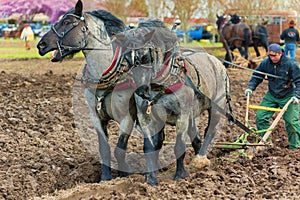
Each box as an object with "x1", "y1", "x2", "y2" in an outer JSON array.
[
  {"x1": 144, "y1": 128, "x2": 164, "y2": 186},
  {"x1": 191, "y1": 108, "x2": 221, "y2": 169},
  {"x1": 187, "y1": 116, "x2": 202, "y2": 155},
  {"x1": 114, "y1": 129, "x2": 131, "y2": 177},
  {"x1": 85, "y1": 89, "x2": 112, "y2": 181}
]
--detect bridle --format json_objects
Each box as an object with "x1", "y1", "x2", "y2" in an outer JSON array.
[
  {"x1": 51, "y1": 12, "x2": 112, "y2": 55},
  {"x1": 51, "y1": 13, "x2": 90, "y2": 54}
]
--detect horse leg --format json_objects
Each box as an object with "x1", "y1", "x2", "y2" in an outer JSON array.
[
  {"x1": 187, "y1": 116, "x2": 202, "y2": 155},
  {"x1": 243, "y1": 28, "x2": 250, "y2": 59},
  {"x1": 85, "y1": 89, "x2": 112, "y2": 181},
  {"x1": 253, "y1": 40, "x2": 261, "y2": 57},
  {"x1": 107, "y1": 91, "x2": 135, "y2": 178},
  {"x1": 191, "y1": 108, "x2": 221, "y2": 169},
  {"x1": 174, "y1": 113, "x2": 191, "y2": 180},
  {"x1": 224, "y1": 51, "x2": 233, "y2": 68},
  {"x1": 144, "y1": 128, "x2": 164, "y2": 186},
  {"x1": 114, "y1": 128, "x2": 131, "y2": 177},
  {"x1": 237, "y1": 46, "x2": 246, "y2": 58},
  {"x1": 134, "y1": 93, "x2": 165, "y2": 185}
]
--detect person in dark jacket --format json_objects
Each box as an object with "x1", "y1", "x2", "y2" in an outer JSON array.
[
  {"x1": 245, "y1": 43, "x2": 300, "y2": 149},
  {"x1": 230, "y1": 13, "x2": 241, "y2": 24},
  {"x1": 280, "y1": 20, "x2": 299, "y2": 59}
]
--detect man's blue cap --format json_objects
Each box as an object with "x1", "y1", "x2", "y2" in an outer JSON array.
[{"x1": 268, "y1": 43, "x2": 282, "y2": 53}]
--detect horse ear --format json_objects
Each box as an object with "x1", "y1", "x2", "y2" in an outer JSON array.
[
  {"x1": 74, "y1": 0, "x2": 83, "y2": 16},
  {"x1": 144, "y1": 30, "x2": 155, "y2": 43}
]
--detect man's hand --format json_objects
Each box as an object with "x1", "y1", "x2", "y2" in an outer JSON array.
[
  {"x1": 291, "y1": 96, "x2": 299, "y2": 104},
  {"x1": 245, "y1": 89, "x2": 252, "y2": 96}
]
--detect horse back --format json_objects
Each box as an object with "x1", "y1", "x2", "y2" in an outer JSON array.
[
  {"x1": 222, "y1": 23, "x2": 252, "y2": 42},
  {"x1": 183, "y1": 51, "x2": 229, "y2": 103}
]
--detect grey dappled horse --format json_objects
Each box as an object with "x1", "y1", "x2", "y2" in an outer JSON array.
[
  {"x1": 37, "y1": 0, "x2": 188, "y2": 186},
  {"x1": 114, "y1": 19, "x2": 231, "y2": 185},
  {"x1": 37, "y1": 0, "x2": 136, "y2": 181}
]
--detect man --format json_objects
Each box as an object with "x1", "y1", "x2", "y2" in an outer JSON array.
[
  {"x1": 245, "y1": 43, "x2": 300, "y2": 149},
  {"x1": 20, "y1": 24, "x2": 34, "y2": 50},
  {"x1": 280, "y1": 19, "x2": 299, "y2": 59},
  {"x1": 230, "y1": 13, "x2": 241, "y2": 24}
]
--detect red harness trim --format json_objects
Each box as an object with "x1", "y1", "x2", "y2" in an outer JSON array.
[
  {"x1": 102, "y1": 45, "x2": 121, "y2": 76},
  {"x1": 114, "y1": 81, "x2": 136, "y2": 91},
  {"x1": 155, "y1": 52, "x2": 171, "y2": 78},
  {"x1": 165, "y1": 82, "x2": 184, "y2": 94}
]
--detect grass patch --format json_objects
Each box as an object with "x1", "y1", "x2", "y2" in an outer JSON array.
[
  {"x1": 179, "y1": 40, "x2": 223, "y2": 48},
  {"x1": 0, "y1": 38, "x2": 223, "y2": 59},
  {"x1": 0, "y1": 38, "x2": 83, "y2": 59}
]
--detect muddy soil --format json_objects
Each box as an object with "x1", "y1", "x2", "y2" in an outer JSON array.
[{"x1": 0, "y1": 53, "x2": 300, "y2": 200}]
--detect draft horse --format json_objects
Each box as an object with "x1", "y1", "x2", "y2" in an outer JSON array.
[
  {"x1": 114, "y1": 19, "x2": 231, "y2": 185},
  {"x1": 229, "y1": 14, "x2": 269, "y2": 57},
  {"x1": 249, "y1": 24, "x2": 269, "y2": 56},
  {"x1": 36, "y1": 0, "x2": 187, "y2": 186},
  {"x1": 37, "y1": 0, "x2": 138, "y2": 181},
  {"x1": 216, "y1": 14, "x2": 252, "y2": 67}
]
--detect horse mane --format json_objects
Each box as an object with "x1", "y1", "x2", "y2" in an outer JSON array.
[
  {"x1": 87, "y1": 10, "x2": 125, "y2": 37},
  {"x1": 61, "y1": 8, "x2": 125, "y2": 37},
  {"x1": 137, "y1": 18, "x2": 178, "y2": 52}
]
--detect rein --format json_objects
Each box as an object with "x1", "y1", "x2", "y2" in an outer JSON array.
[{"x1": 218, "y1": 57, "x2": 288, "y2": 80}]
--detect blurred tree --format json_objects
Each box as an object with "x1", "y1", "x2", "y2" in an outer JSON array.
[
  {"x1": 213, "y1": 0, "x2": 284, "y2": 23},
  {"x1": 128, "y1": 0, "x2": 148, "y2": 17},
  {"x1": 101, "y1": 0, "x2": 129, "y2": 21},
  {"x1": 164, "y1": 0, "x2": 202, "y2": 34},
  {"x1": 146, "y1": 0, "x2": 164, "y2": 19},
  {"x1": 0, "y1": 0, "x2": 76, "y2": 23}
]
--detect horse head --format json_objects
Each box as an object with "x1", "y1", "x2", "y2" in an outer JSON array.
[
  {"x1": 114, "y1": 28, "x2": 156, "y2": 68},
  {"x1": 216, "y1": 15, "x2": 227, "y2": 30},
  {"x1": 37, "y1": 0, "x2": 87, "y2": 61},
  {"x1": 37, "y1": 0, "x2": 125, "y2": 63}
]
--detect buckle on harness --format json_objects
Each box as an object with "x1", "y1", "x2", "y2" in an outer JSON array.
[{"x1": 146, "y1": 101, "x2": 153, "y2": 114}]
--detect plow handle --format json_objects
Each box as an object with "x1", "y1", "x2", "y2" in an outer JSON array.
[
  {"x1": 245, "y1": 94, "x2": 250, "y2": 126},
  {"x1": 256, "y1": 99, "x2": 293, "y2": 152}
]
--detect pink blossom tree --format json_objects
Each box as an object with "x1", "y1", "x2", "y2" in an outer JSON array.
[{"x1": 0, "y1": 0, "x2": 76, "y2": 23}]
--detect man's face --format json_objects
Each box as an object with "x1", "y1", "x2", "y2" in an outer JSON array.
[{"x1": 268, "y1": 50, "x2": 282, "y2": 63}]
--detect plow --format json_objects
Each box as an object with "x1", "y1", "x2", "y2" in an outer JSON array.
[
  {"x1": 214, "y1": 95, "x2": 293, "y2": 153},
  {"x1": 163, "y1": 95, "x2": 292, "y2": 155}
]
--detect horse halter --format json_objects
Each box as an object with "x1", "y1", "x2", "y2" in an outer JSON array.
[
  {"x1": 122, "y1": 41, "x2": 156, "y2": 70},
  {"x1": 51, "y1": 13, "x2": 89, "y2": 54}
]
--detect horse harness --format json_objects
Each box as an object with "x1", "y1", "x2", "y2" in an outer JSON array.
[{"x1": 56, "y1": 11, "x2": 244, "y2": 132}]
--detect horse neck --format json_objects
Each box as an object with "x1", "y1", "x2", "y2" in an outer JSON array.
[{"x1": 82, "y1": 14, "x2": 114, "y2": 79}]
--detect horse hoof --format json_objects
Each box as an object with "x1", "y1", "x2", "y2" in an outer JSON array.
[
  {"x1": 117, "y1": 171, "x2": 130, "y2": 178},
  {"x1": 101, "y1": 174, "x2": 112, "y2": 181},
  {"x1": 190, "y1": 155, "x2": 211, "y2": 169},
  {"x1": 174, "y1": 170, "x2": 187, "y2": 180},
  {"x1": 145, "y1": 175, "x2": 158, "y2": 186}
]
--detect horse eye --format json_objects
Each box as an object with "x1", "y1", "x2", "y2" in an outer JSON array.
[{"x1": 63, "y1": 20, "x2": 71, "y2": 25}]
